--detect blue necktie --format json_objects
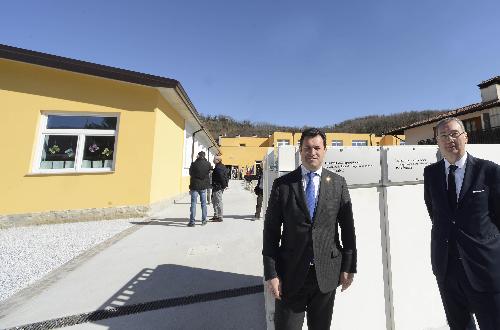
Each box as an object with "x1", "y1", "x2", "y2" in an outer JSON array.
[{"x1": 306, "y1": 172, "x2": 316, "y2": 221}]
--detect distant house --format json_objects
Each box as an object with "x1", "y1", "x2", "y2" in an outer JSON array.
[
  {"x1": 0, "y1": 44, "x2": 219, "y2": 225},
  {"x1": 387, "y1": 76, "x2": 500, "y2": 144}
]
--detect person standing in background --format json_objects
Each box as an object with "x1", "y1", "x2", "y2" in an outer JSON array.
[
  {"x1": 188, "y1": 151, "x2": 212, "y2": 227},
  {"x1": 211, "y1": 155, "x2": 228, "y2": 222},
  {"x1": 254, "y1": 167, "x2": 264, "y2": 220}
]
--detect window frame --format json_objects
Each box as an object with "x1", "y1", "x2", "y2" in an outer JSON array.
[
  {"x1": 277, "y1": 139, "x2": 290, "y2": 147},
  {"x1": 352, "y1": 140, "x2": 368, "y2": 146},
  {"x1": 490, "y1": 108, "x2": 500, "y2": 128},
  {"x1": 331, "y1": 140, "x2": 343, "y2": 147},
  {"x1": 32, "y1": 112, "x2": 120, "y2": 174}
]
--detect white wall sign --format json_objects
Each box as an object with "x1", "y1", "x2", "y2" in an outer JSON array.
[
  {"x1": 277, "y1": 146, "x2": 298, "y2": 172},
  {"x1": 385, "y1": 146, "x2": 439, "y2": 184},
  {"x1": 323, "y1": 147, "x2": 381, "y2": 185}
]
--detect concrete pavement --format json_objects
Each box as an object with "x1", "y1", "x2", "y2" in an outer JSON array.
[{"x1": 0, "y1": 180, "x2": 266, "y2": 330}]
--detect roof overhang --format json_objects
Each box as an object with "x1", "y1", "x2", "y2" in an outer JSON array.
[
  {"x1": 385, "y1": 100, "x2": 500, "y2": 135},
  {"x1": 0, "y1": 43, "x2": 219, "y2": 153}
]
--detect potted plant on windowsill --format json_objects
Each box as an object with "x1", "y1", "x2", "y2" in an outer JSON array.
[{"x1": 101, "y1": 147, "x2": 113, "y2": 168}]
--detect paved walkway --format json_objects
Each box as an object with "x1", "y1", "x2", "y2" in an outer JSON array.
[{"x1": 0, "y1": 180, "x2": 266, "y2": 330}]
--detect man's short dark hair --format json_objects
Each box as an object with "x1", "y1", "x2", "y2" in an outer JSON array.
[
  {"x1": 299, "y1": 128, "x2": 327, "y2": 149},
  {"x1": 198, "y1": 151, "x2": 206, "y2": 158}
]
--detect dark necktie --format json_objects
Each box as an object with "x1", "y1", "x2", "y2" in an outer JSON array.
[
  {"x1": 306, "y1": 172, "x2": 316, "y2": 221},
  {"x1": 448, "y1": 165, "x2": 458, "y2": 210}
]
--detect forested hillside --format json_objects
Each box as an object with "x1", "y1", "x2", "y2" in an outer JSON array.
[{"x1": 199, "y1": 110, "x2": 446, "y2": 138}]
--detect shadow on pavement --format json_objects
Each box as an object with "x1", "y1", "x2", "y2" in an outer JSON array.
[
  {"x1": 130, "y1": 218, "x2": 191, "y2": 227},
  {"x1": 135, "y1": 216, "x2": 258, "y2": 227},
  {"x1": 91, "y1": 264, "x2": 265, "y2": 330}
]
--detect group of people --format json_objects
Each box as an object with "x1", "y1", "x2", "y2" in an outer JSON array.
[
  {"x1": 188, "y1": 152, "x2": 228, "y2": 227},
  {"x1": 188, "y1": 152, "x2": 265, "y2": 224},
  {"x1": 189, "y1": 119, "x2": 500, "y2": 330},
  {"x1": 263, "y1": 122, "x2": 500, "y2": 330}
]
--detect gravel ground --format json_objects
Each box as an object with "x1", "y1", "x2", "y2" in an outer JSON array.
[{"x1": 0, "y1": 219, "x2": 138, "y2": 302}]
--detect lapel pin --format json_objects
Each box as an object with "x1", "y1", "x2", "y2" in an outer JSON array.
[{"x1": 326, "y1": 176, "x2": 331, "y2": 182}]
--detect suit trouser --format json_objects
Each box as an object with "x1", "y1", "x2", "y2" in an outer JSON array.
[
  {"x1": 255, "y1": 193, "x2": 263, "y2": 217},
  {"x1": 212, "y1": 190, "x2": 223, "y2": 219},
  {"x1": 274, "y1": 266, "x2": 336, "y2": 330},
  {"x1": 438, "y1": 256, "x2": 500, "y2": 330}
]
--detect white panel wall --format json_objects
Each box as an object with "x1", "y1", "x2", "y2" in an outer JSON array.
[
  {"x1": 331, "y1": 187, "x2": 387, "y2": 330},
  {"x1": 278, "y1": 146, "x2": 298, "y2": 172},
  {"x1": 386, "y1": 185, "x2": 447, "y2": 329},
  {"x1": 263, "y1": 144, "x2": 500, "y2": 330},
  {"x1": 324, "y1": 147, "x2": 381, "y2": 186}
]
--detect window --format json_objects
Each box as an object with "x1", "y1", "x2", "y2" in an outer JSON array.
[
  {"x1": 34, "y1": 114, "x2": 118, "y2": 173},
  {"x1": 352, "y1": 140, "x2": 368, "y2": 146},
  {"x1": 331, "y1": 140, "x2": 343, "y2": 146},
  {"x1": 463, "y1": 117, "x2": 481, "y2": 132},
  {"x1": 399, "y1": 141, "x2": 406, "y2": 145},
  {"x1": 240, "y1": 143, "x2": 246, "y2": 147},
  {"x1": 277, "y1": 139, "x2": 290, "y2": 147},
  {"x1": 490, "y1": 108, "x2": 500, "y2": 128}
]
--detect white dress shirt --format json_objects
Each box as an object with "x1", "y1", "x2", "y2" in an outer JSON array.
[
  {"x1": 301, "y1": 165, "x2": 322, "y2": 206},
  {"x1": 444, "y1": 153, "x2": 468, "y2": 201}
]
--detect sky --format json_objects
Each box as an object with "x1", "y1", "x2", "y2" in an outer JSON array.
[{"x1": 2, "y1": 0, "x2": 500, "y2": 127}]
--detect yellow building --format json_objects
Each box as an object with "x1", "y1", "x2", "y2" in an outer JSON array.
[
  {"x1": 0, "y1": 44, "x2": 219, "y2": 225},
  {"x1": 219, "y1": 132, "x2": 404, "y2": 173}
]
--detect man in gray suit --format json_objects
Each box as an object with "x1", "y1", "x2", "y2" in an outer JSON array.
[{"x1": 263, "y1": 128, "x2": 357, "y2": 330}]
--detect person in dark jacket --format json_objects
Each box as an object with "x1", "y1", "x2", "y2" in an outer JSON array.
[
  {"x1": 254, "y1": 167, "x2": 264, "y2": 220},
  {"x1": 424, "y1": 117, "x2": 500, "y2": 329},
  {"x1": 210, "y1": 155, "x2": 228, "y2": 222},
  {"x1": 188, "y1": 151, "x2": 212, "y2": 227},
  {"x1": 263, "y1": 128, "x2": 357, "y2": 330}
]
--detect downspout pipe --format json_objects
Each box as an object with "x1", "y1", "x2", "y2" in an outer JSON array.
[{"x1": 208, "y1": 145, "x2": 216, "y2": 162}]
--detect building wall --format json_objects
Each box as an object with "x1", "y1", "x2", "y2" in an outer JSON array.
[
  {"x1": 293, "y1": 132, "x2": 381, "y2": 146},
  {"x1": 219, "y1": 136, "x2": 269, "y2": 147},
  {"x1": 220, "y1": 146, "x2": 269, "y2": 168},
  {"x1": 480, "y1": 84, "x2": 500, "y2": 102},
  {"x1": 218, "y1": 132, "x2": 389, "y2": 170},
  {"x1": 0, "y1": 59, "x2": 160, "y2": 215},
  {"x1": 379, "y1": 135, "x2": 405, "y2": 146},
  {"x1": 149, "y1": 95, "x2": 186, "y2": 204},
  {"x1": 271, "y1": 132, "x2": 294, "y2": 147}
]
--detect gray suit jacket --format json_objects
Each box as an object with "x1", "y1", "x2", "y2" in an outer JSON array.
[{"x1": 262, "y1": 166, "x2": 357, "y2": 297}]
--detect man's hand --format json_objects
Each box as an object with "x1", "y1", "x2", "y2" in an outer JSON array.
[
  {"x1": 340, "y1": 272, "x2": 354, "y2": 292},
  {"x1": 266, "y1": 277, "x2": 282, "y2": 300}
]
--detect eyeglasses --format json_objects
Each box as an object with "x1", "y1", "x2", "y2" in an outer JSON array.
[{"x1": 437, "y1": 131, "x2": 466, "y2": 141}]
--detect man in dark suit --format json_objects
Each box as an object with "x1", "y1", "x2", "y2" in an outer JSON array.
[
  {"x1": 424, "y1": 117, "x2": 500, "y2": 329},
  {"x1": 263, "y1": 128, "x2": 357, "y2": 330}
]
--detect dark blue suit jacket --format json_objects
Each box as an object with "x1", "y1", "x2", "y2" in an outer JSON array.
[{"x1": 424, "y1": 153, "x2": 500, "y2": 292}]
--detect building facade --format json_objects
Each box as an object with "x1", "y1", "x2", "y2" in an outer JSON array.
[
  {"x1": 0, "y1": 44, "x2": 219, "y2": 226},
  {"x1": 387, "y1": 76, "x2": 500, "y2": 144},
  {"x1": 219, "y1": 131, "x2": 404, "y2": 173}
]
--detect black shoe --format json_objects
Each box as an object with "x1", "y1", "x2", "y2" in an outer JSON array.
[
  {"x1": 201, "y1": 220, "x2": 207, "y2": 226},
  {"x1": 187, "y1": 222, "x2": 195, "y2": 227},
  {"x1": 211, "y1": 217, "x2": 223, "y2": 222}
]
